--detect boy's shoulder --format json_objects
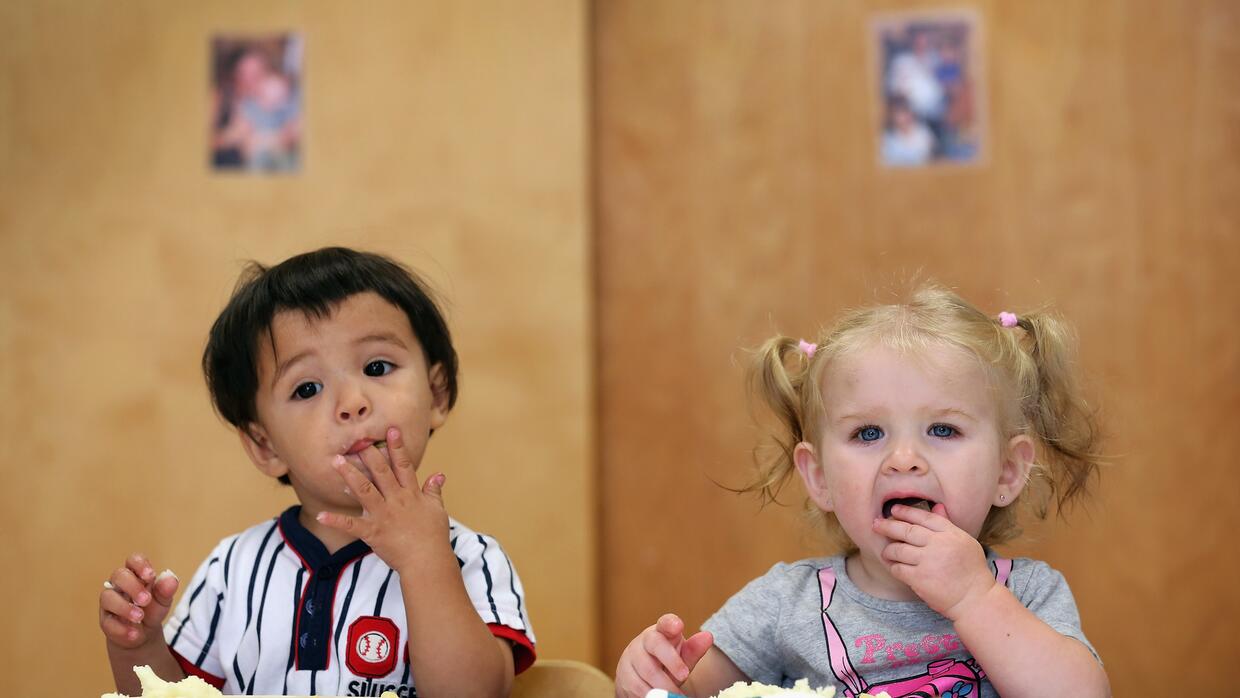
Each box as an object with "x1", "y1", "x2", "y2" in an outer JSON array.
[{"x1": 447, "y1": 517, "x2": 513, "y2": 557}]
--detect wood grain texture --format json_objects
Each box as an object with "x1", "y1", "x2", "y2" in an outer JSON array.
[
  {"x1": 594, "y1": 1, "x2": 1240, "y2": 693},
  {"x1": 0, "y1": 1, "x2": 593, "y2": 693}
]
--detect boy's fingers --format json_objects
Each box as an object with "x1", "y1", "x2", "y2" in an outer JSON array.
[
  {"x1": 100, "y1": 613, "x2": 141, "y2": 645},
  {"x1": 316, "y1": 510, "x2": 374, "y2": 540},
  {"x1": 356, "y1": 446, "x2": 400, "y2": 497},
  {"x1": 126, "y1": 554, "x2": 156, "y2": 585},
  {"x1": 333, "y1": 456, "x2": 383, "y2": 506},
  {"x1": 110, "y1": 567, "x2": 151, "y2": 607},
  {"x1": 141, "y1": 571, "x2": 180, "y2": 627},
  {"x1": 151, "y1": 570, "x2": 179, "y2": 604},
  {"x1": 386, "y1": 426, "x2": 419, "y2": 490},
  {"x1": 421, "y1": 473, "x2": 446, "y2": 507},
  {"x1": 100, "y1": 587, "x2": 144, "y2": 624}
]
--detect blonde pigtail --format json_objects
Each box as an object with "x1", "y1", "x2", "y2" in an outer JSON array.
[
  {"x1": 1021, "y1": 312, "x2": 1103, "y2": 514},
  {"x1": 744, "y1": 335, "x2": 815, "y2": 505}
]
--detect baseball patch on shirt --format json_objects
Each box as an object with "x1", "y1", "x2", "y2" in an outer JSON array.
[{"x1": 346, "y1": 616, "x2": 400, "y2": 678}]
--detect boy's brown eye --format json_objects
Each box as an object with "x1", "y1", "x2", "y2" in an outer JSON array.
[
  {"x1": 292, "y1": 382, "x2": 320, "y2": 400},
  {"x1": 364, "y1": 360, "x2": 394, "y2": 377}
]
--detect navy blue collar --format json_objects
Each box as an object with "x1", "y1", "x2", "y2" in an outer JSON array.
[{"x1": 277, "y1": 505, "x2": 371, "y2": 572}]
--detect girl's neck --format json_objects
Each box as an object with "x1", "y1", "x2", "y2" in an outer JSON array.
[{"x1": 845, "y1": 551, "x2": 921, "y2": 602}]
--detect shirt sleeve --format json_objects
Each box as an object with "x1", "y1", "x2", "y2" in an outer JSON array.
[
  {"x1": 452, "y1": 531, "x2": 537, "y2": 674},
  {"x1": 1008, "y1": 558, "x2": 1101, "y2": 663},
  {"x1": 701, "y1": 563, "x2": 790, "y2": 686},
  {"x1": 162, "y1": 536, "x2": 238, "y2": 684}
]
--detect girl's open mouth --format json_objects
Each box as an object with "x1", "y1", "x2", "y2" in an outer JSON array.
[{"x1": 882, "y1": 497, "x2": 936, "y2": 518}]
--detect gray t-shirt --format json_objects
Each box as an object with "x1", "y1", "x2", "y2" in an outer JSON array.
[{"x1": 702, "y1": 551, "x2": 1096, "y2": 697}]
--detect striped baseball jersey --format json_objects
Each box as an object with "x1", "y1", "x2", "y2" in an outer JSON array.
[{"x1": 163, "y1": 505, "x2": 535, "y2": 696}]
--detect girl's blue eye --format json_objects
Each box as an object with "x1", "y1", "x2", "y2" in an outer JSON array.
[
  {"x1": 292, "y1": 382, "x2": 321, "y2": 400},
  {"x1": 929, "y1": 424, "x2": 957, "y2": 438},
  {"x1": 364, "y1": 360, "x2": 394, "y2": 377},
  {"x1": 857, "y1": 426, "x2": 884, "y2": 442}
]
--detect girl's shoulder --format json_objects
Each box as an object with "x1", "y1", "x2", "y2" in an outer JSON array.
[
  {"x1": 987, "y1": 550, "x2": 1077, "y2": 602},
  {"x1": 739, "y1": 555, "x2": 845, "y2": 594}
]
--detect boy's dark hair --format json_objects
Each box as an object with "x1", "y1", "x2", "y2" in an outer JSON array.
[{"x1": 203, "y1": 247, "x2": 459, "y2": 483}]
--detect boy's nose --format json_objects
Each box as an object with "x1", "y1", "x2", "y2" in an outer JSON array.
[
  {"x1": 339, "y1": 404, "x2": 368, "y2": 420},
  {"x1": 336, "y1": 383, "x2": 371, "y2": 421}
]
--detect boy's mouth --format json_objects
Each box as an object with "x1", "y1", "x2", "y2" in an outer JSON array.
[
  {"x1": 345, "y1": 439, "x2": 387, "y2": 456},
  {"x1": 882, "y1": 497, "x2": 936, "y2": 518}
]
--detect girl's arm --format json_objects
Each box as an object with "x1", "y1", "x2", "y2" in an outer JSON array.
[
  {"x1": 876, "y1": 505, "x2": 1109, "y2": 697},
  {"x1": 615, "y1": 614, "x2": 748, "y2": 698},
  {"x1": 950, "y1": 584, "x2": 1110, "y2": 697},
  {"x1": 679, "y1": 646, "x2": 749, "y2": 697}
]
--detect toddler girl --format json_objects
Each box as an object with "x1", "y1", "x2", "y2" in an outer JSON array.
[{"x1": 616, "y1": 285, "x2": 1108, "y2": 697}]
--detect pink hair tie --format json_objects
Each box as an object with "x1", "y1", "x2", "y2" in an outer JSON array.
[
  {"x1": 998, "y1": 311, "x2": 1019, "y2": 328},
  {"x1": 797, "y1": 339, "x2": 818, "y2": 358}
]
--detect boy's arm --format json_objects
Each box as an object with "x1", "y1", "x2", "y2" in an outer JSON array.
[
  {"x1": 99, "y1": 560, "x2": 186, "y2": 694},
  {"x1": 399, "y1": 544, "x2": 515, "y2": 698},
  {"x1": 950, "y1": 585, "x2": 1110, "y2": 697},
  {"x1": 319, "y1": 428, "x2": 524, "y2": 697},
  {"x1": 106, "y1": 639, "x2": 185, "y2": 695}
]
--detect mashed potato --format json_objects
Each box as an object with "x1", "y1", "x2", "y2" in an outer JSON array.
[{"x1": 102, "y1": 666, "x2": 400, "y2": 698}]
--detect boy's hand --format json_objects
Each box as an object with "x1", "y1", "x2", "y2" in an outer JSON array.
[
  {"x1": 99, "y1": 554, "x2": 179, "y2": 650},
  {"x1": 318, "y1": 426, "x2": 451, "y2": 573},
  {"x1": 873, "y1": 503, "x2": 996, "y2": 620},
  {"x1": 615, "y1": 613, "x2": 714, "y2": 698}
]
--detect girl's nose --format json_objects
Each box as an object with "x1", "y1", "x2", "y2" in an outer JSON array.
[{"x1": 883, "y1": 442, "x2": 928, "y2": 474}]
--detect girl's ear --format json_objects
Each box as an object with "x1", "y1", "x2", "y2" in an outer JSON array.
[
  {"x1": 794, "y1": 442, "x2": 834, "y2": 512},
  {"x1": 996, "y1": 434, "x2": 1036, "y2": 506},
  {"x1": 239, "y1": 423, "x2": 289, "y2": 479},
  {"x1": 427, "y1": 363, "x2": 450, "y2": 430}
]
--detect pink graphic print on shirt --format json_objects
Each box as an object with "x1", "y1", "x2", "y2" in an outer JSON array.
[{"x1": 817, "y1": 559, "x2": 1011, "y2": 698}]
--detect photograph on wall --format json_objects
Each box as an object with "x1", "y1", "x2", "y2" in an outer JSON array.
[
  {"x1": 210, "y1": 33, "x2": 303, "y2": 173},
  {"x1": 871, "y1": 10, "x2": 984, "y2": 168}
]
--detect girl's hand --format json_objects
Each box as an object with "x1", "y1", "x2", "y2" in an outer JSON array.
[
  {"x1": 615, "y1": 613, "x2": 714, "y2": 698},
  {"x1": 318, "y1": 426, "x2": 450, "y2": 574},
  {"x1": 873, "y1": 503, "x2": 995, "y2": 620},
  {"x1": 99, "y1": 554, "x2": 179, "y2": 650}
]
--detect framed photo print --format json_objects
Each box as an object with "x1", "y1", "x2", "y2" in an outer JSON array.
[
  {"x1": 872, "y1": 10, "x2": 984, "y2": 168},
  {"x1": 210, "y1": 33, "x2": 303, "y2": 173}
]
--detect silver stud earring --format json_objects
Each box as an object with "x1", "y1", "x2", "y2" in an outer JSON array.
[{"x1": 1000, "y1": 494, "x2": 1007, "y2": 502}]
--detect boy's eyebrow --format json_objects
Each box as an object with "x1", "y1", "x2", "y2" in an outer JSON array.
[
  {"x1": 270, "y1": 333, "x2": 410, "y2": 386},
  {"x1": 272, "y1": 349, "x2": 313, "y2": 386},
  {"x1": 356, "y1": 332, "x2": 408, "y2": 349}
]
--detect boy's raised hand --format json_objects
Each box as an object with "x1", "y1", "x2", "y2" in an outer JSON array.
[
  {"x1": 615, "y1": 613, "x2": 714, "y2": 698},
  {"x1": 318, "y1": 426, "x2": 450, "y2": 573},
  {"x1": 99, "y1": 554, "x2": 179, "y2": 650}
]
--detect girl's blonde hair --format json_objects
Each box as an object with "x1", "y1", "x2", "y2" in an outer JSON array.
[{"x1": 746, "y1": 284, "x2": 1102, "y2": 550}]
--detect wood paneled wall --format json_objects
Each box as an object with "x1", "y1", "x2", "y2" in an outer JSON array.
[
  {"x1": 594, "y1": 1, "x2": 1240, "y2": 694},
  {"x1": 0, "y1": 2, "x2": 592, "y2": 693}
]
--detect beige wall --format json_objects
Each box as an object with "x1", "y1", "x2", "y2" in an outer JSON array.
[
  {"x1": 0, "y1": 1, "x2": 592, "y2": 694},
  {"x1": 594, "y1": 1, "x2": 1240, "y2": 695}
]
